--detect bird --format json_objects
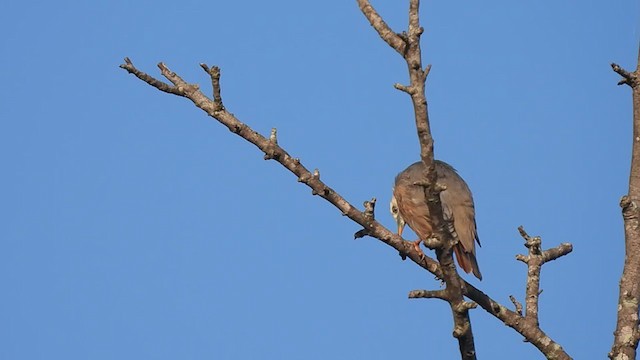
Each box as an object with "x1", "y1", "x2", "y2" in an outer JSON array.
[{"x1": 390, "y1": 160, "x2": 482, "y2": 280}]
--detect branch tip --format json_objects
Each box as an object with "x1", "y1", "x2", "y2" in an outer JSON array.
[
  {"x1": 408, "y1": 289, "x2": 448, "y2": 300},
  {"x1": 611, "y1": 62, "x2": 639, "y2": 88},
  {"x1": 354, "y1": 228, "x2": 370, "y2": 240},
  {"x1": 423, "y1": 64, "x2": 432, "y2": 80},
  {"x1": 203, "y1": 64, "x2": 224, "y2": 110},
  {"x1": 363, "y1": 198, "x2": 376, "y2": 220},
  {"x1": 517, "y1": 225, "x2": 530, "y2": 241},
  {"x1": 119, "y1": 58, "x2": 183, "y2": 96},
  {"x1": 394, "y1": 83, "x2": 414, "y2": 94},
  {"x1": 509, "y1": 295, "x2": 523, "y2": 316}
]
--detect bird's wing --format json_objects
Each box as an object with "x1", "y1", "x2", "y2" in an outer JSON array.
[{"x1": 440, "y1": 185, "x2": 480, "y2": 253}]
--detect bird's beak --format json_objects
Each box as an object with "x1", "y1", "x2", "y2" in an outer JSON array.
[{"x1": 397, "y1": 223, "x2": 404, "y2": 236}]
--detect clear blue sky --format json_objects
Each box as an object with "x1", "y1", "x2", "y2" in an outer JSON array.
[{"x1": 2, "y1": 0, "x2": 639, "y2": 358}]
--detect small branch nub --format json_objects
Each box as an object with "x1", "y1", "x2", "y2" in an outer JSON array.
[
  {"x1": 263, "y1": 127, "x2": 279, "y2": 160},
  {"x1": 269, "y1": 128, "x2": 278, "y2": 144},
  {"x1": 363, "y1": 198, "x2": 377, "y2": 220}
]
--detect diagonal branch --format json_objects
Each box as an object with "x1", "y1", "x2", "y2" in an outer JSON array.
[
  {"x1": 120, "y1": 3, "x2": 573, "y2": 359},
  {"x1": 119, "y1": 57, "x2": 443, "y2": 273},
  {"x1": 461, "y1": 227, "x2": 572, "y2": 360},
  {"x1": 356, "y1": 0, "x2": 406, "y2": 55},
  {"x1": 610, "y1": 44, "x2": 640, "y2": 360},
  {"x1": 120, "y1": 56, "x2": 573, "y2": 358},
  {"x1": 121, "y1": 57, "x2": 185, "y2": 96},
  {"x1": 465, "y1": 284, "x2": 571, "y2": 359}
]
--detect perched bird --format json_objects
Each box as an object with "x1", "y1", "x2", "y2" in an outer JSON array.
[{"x1": 390, "y1": 160, "x2": 482, "y2": 280}]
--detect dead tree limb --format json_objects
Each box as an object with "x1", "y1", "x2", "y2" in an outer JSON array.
[
  {"x1": 610, "y1": 44, "x2": 640, "y2": 360},
  {"x1": 120, "y1": 55, "x2": 573, "y2": 359},
  {"x1": 358, "y1": 0, "x2": 476, "y2": 357},
  {"x1": 513, "y1": 227, "x2": 572, "y2": 356},
  {"x1": 120, "y1": 57, "x2": 440, "y2": 273},
  {"x1": 515, "y1": 226, "x2": 572, "y2": 327},
  {"x1": 120, "y1": 1, "x2": 574, "y2": 359}
]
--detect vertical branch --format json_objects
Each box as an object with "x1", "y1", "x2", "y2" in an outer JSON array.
[
  {"x1": 405, "y1": 0, "x2": 434, "y2": 168},
  {"x1": 403, "y1": 2, "x2": 475, "y2": 358},
  {"x1": 514, "y1": 227, "x2": 571, "y2": 324},
  {"x1": 121, "y1": 3, "x2": 575, "y2": 358},
  {"x1": 610, "y1": 45, "x2": 640, "y2": 360},
  {"x1": 200, "y1": 63, "x2": 225, "y2": 111},
  {"x1": 516, "y1": 227, "x2": 542, "y2": 327},
  {"x1": 358, "y1": 1, "x2": 475, "y2": 359},
  {"x1": 513, "y1": 227, "x2": 572, "y2": 358},
  {"x1": 631, "y1": 45, "x2": 640, "y2": 197}
]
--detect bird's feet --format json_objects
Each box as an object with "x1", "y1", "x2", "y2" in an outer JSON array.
[{"x1": 412, "y1": 239, "x2": 426, "y2": 260}]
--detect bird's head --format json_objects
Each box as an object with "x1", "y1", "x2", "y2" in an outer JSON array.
[{"x1": 389, "y1": 195, "x2": 406, "y2": 236}]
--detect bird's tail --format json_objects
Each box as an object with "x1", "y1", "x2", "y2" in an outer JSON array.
[{"x1": 454, "y1": 244, "x2": 483, "y2": 280}]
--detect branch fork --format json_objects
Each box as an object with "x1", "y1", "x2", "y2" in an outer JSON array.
[{"x1": 120, "y1": 2, "x2": 578, "y2": 359}]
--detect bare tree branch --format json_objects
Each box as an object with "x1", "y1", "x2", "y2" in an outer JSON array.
[
  {"x1": 408, "y1": 289, "x2": 448, "y2": 300},
  {"x1": 356, "y1": 0, "x2": 406, "y2": 54},
  {"x1": 610, "y1": 44, "x2": 640, "y2": 360},
  {"x1": 509, "y1": 295, "x2": 523, "y2": 316},
  {"x1": 121, "y1": 55, "x2": 576, "y2": 359},
  {"x1": 199, "y1": 63, "x2": 224, "y2": 111},
  {"x1": 358, "y1": 1, "x2": 574, "y2": 356},
  {"x1": 358, "y1": 1, "x2": 475, "y2": 358},
  {"x1": 120, "y1": 2, "x2": 576, "y2": 359},
  {"x1": 121, "y1": 57, "x2": 185, "y2": 96},
  {"x1": 515, "y1": 226, "x2": 572, "y2": 328},
  {"x1": 120, "y1": 57, "x2": 445, "y2": 270}
]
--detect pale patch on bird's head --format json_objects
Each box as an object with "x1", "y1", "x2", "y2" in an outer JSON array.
[{"x1": 389, "y1": 194, "x2": 406, "y2": 236}]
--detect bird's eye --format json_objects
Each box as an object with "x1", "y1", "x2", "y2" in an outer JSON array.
[{"x1": 391, "y1": 205, "x2": 398, "y2": 214}]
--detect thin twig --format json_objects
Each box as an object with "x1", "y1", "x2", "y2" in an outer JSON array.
[
  {"x1": 357, "y1": 1, "x2": 474, "y2": 358},
  {"x1": 408, "y1": 289, "x2": 448, "y2": 300},
  {"x1": 120, "y1": 58, "x2": 184, "y2": 96},
  {"x1": 199, "y1": 63, "x2": 225, "y2": 111},
  {"x1": 509, "y1": 295, "x2": 523, "y2": 316}
]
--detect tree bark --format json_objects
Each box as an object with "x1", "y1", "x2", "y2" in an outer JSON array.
[{"x1": 610, "y1": 45, "x2": 640, "y2": 360}]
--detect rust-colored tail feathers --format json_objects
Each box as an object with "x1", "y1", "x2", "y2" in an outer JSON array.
[{"x1": 453, "y1": 244, "x2": 482, "y2": 280}]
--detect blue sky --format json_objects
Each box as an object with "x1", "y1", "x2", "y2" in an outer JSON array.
[{"x1": 2, "y1": 0, "x2": 639, "y2": 358}]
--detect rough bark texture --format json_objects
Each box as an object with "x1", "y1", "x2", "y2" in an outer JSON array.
[
  {"x1": 357, "y1": 1, "x2": 475, "y2": 357},
  {"x1": 610, "y1": 45, "x2": 640, "y2": 360},
  {"x1": 514, "y1": 227, "x2": 572, "y2": 358}
]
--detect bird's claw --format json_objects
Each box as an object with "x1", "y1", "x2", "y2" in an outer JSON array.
[{"x1": 413, "y1": 239, "x2": 426, "y2": 261}]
